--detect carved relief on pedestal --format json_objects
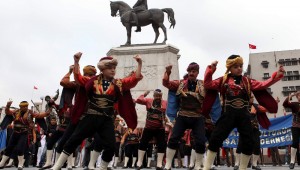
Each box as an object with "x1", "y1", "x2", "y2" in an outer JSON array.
[{"x1": 124, "y1": 65, "x2": 157, "y2": 79}]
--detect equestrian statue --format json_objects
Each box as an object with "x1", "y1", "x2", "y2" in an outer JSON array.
[{"x1": 110, "y1": 0, "x2": 176, "y2": 45}]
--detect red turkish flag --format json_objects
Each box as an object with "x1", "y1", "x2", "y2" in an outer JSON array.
[
  {"x1": 34, "y1": 86, "x2": 38, "y2": 90},
  {"x1": 249, "y1": 44, "x2": 256, "y2": 49}
]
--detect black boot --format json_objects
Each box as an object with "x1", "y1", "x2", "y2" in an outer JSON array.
[
  {"x1": 39, "y1": 165, "x2": 52, "y2": 170},
  {"x1": 132, "y1": 12, "x2": 141, "y2": 32},
  {"x1": 136, "y1": 166, "x2": 143, "y2": 170},
  {"x1": 252, "y1": 165, "x2": 261, "y2": 170},
  {"x1": 156, "y1": 167, "x2": 163, "y2": 170},
  {"x1": 135, "y1": 26, "x2": 141, "y2": 32},
  {"x1": 289, "y1": 163, "x2": 295, "y2": 169}
]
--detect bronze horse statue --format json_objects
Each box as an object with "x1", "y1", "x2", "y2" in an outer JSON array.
[{"x1": 110, "y1": 1, "x2": 175, "y2": 45}]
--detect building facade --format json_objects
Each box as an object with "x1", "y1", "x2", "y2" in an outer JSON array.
[{"x1": 247, "y1": 49, "x2": 300, "y2": 117}]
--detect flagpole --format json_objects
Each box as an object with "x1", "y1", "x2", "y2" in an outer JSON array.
[
  {"x1": 248, "y1": 43, "x2": 251, "y2": 54},
  {"x1": 31, "y1": 88, "x2": 34, "y2": 102}
]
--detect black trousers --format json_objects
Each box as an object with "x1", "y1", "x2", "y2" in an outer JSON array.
[
  {"x1": 46, "y1": 130, "x2": 64, "y2": 150},
  {"x1": 178, "y1": 141, "x2": 185, "y2": 158},
  {"x1": 125, "y1": 143, "x2": 139, "y2": 158},
  {"x1": 236, "y1": 128, "x2": 261, "y2": 155},
  {"x1": 184, "y1": 145, "x2": 192, "y2": 156},
  {"x1": 5, "y1": 131, "x2": 28, "y2": 156},
  {"x1": 90, "y1": 133, "x2": 103, "y2": 152},
  {"x1": 139, "y1": 128, "x2": 166, "y2": 153},
  {"x1": 208, "y1": 108, "x2": 254, "y2": 155},
  {"x1": 115, "y1": 142, "x2": 121, "y2": 157},
  {"x1": 291, "y1": 127, "x2": 300, "y2": 148},
  {"x1": 63, "y1": 114, "x2": 115, "y2": 162},
  {"x1": 146, "y1": 143, "x2": 153, "y2": 158},
  {"x1": 168, "y1": 115, "x2": 206, "y2": 154},
  {"x1": 56, "y1": 123, "x2": 77, "y2": 153}
]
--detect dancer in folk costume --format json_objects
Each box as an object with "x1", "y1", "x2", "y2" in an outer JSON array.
[
  {"x1": 121, "y1": 128, "x2": 141, "y2": 168},
  {"x1": 202, "y1": 55, "x2": 285, "y2": 170},
  {"x1": 0, "y1": 101, "x2": 46, "y2": 170},
  {"x1": 38, "y1": 65, "x2": 78, "y2": 170},
  {"x1": 283, "y1": 91, "x2": 300, "y2": 169},
  {"x1": 52, "y1": 54, "x2": 143, "y2": 170},
  {"x1": 53, "y1": 53, "x2": 100, "y2": 170},
  {"x1": 112, "y1": 116, "x2": 124, "y2": 168},
  {"x1": 235, "y1": 95, "x2": 277, "y2": 170},
  {"x1": 162, "y1": 62, "x2": 207, "y2": 170},
  {"x1": 135, "y1": 89, "x2": 168, "y2": 170}
]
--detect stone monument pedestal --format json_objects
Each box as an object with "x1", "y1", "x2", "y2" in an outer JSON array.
[{"x1": 107, "y1": 43, "x2": 180, "y2": 127}]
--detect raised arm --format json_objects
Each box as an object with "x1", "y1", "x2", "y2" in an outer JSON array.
[
  {"x1": 162, "y1": 65, "x2": 180, "y2": 90},
  {"x1": 204, "y1": 61, "x2": 222, "y2": 90},
  {"x1": 5, "y1": 101, "x2": 15, "y2": 116},
  {"x1": 283, "y1": 92, "x2": 297, "y2": 109},
  {"x1": 32, "y1": 109, "x2": 52, "y2": 119},
  {"x1": 121, "y1": 55, "x2": 143, "y2": 91},
  {"x1": 73, "y1": 52, "x2": 91, "y2": 86},
  {"x1": 60, "y1": 65, "x2": 77, "y2": 89},
  {"x1": 251, "y1": 65, "x2": 285, "y2": 91},
  {"x1": 135, "y1": 91, "x2": 150, "y2": 105}
]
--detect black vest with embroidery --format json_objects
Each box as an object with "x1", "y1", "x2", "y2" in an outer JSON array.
[
  {"x1": 179, "y1": 93, "x2": 203, "y2": 112},
  {"x1": 145, "y1": 101, "x2": 164, "y2": 129},
  {"x1": 176, "y1": 80, "x2": 205, "y2": 116},
  {"x1": 88, "y1": 93, "x2": 117, "y2": 116},
  {"x1": 222, "y1": 76, "x2": 250, "y2": 113},
  {"x1": 13, "y1": 110, "x2": 31, "y2": 133},
  {"x1": 126, "y1": 133, "x2": 139, "y2": 144}
]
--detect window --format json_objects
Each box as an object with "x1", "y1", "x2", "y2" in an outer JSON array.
[
  {"x1": 278, "y1": 59, "x2": 285, "y2": 65},
  {"x1": 283, "y1": 87, "x2": 288, "y2": 91},
  {"x1": 291, "y1": 58, "x2": 298, "y2": 65},
  {"x1": 285, "y1": 59, "x2": 291, "y2": 66},
  {"x1": 261, "y1": 61, "x2": 269, "y2": 68},
  {"x1": 266, "y1": 88, "x2": 272, "y2": 94},
  {"x1": 287, "y1": 71, "x2": 294, "y2": 81},
  {"x1": 282, "y1": 77, "x2": 288, "y2": 81},
  {"x1": 263, "y1": 73, "x2": 270, "y2": 79},
  {"x1": 294, "y1": 71, "x2": 300, "y2": 80},
  {"x1": 296, "y1": 86, "x2": 300, "y2": 91},
  {"x1": 290, "y1": 86, "x2": 295, "y2": 91}
]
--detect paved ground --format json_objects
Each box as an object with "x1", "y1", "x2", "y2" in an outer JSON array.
[{"x1": 3, "y1": 165, "x2": 299, "y2": 170}]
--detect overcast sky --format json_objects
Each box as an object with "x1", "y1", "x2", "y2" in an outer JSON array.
[{"x1": 1, "y1": 0, "x2": 300, "y2": 107}]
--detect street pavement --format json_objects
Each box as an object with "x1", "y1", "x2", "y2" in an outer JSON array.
[{"x1": 3, "y1": 164, "x2": 297, "y2": 170}]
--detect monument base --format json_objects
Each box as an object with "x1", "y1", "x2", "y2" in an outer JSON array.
[{"x1": 107, "y1": 44, "x2": 180, "y2": 127}]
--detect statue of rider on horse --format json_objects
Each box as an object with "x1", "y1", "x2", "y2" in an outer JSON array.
[
  {"x1": 110, "y1": 0, "x2": 175, "y2": 45},
  {"x1": 132, "y1": 0, "x2": 148, "y2": 32}
]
